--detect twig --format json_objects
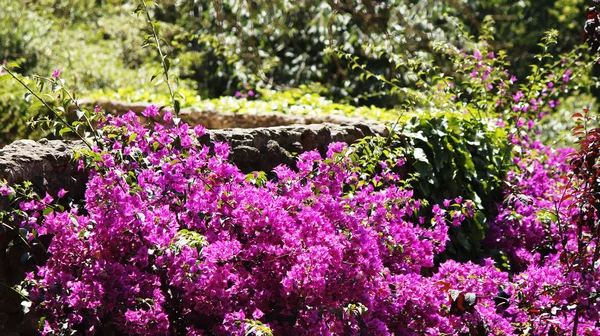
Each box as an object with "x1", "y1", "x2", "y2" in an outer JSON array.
[
  {"x1": 138, "y1": 1, "x2": 179, "y2": 116},
  {"x1": 1, "y1": 66, "x2": 92, "y2": 150}
]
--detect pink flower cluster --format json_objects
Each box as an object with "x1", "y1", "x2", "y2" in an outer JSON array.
[
  {"x1": 487, "y1": 135, "x2": 600, "y2": 334},
  {"x1": 14, "y1": 107, "x2": 476, "y2": 335},
  {"x1": 5, "y1": 106, "x2": 599, "y2": 335}
]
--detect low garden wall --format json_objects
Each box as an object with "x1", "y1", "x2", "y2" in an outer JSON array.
[{"x1": 0, "y1": 122, "x2": 387, "y2": 205}]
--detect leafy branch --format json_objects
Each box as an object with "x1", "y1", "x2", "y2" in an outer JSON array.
[
  {"x1": 0, "y1": 65, "x2": 93, "y2": 150},
  {"x1": 136, "y1": 0, "x2": 181, "y2": 116},
  {"x1": 329, "y1": 47, "x2": 429, "y2": 108}
]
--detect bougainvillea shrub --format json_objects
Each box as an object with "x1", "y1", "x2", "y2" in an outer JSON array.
[
  {"x1": 1, "y1": 3, "x2": 599, "y2": 333},
  {"x1": 1, "y1": 102, "x2": 598, "y2": 335},
  {"x1": 487, "y1": 136, "x2": 576, "y2": 272},
  {"x1": 487, "y1": 129, "x2": 600, "y2": 334},
  {"x1": 0, "y1": 107, "x2": 473, "y2": 334}
]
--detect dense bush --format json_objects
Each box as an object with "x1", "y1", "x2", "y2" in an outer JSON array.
[
  {"x1": 0, "y1": 79, "x2": 52, "y2": 146},
  {"x1": 349, "y1": 110, "x2": 508, "y2": 262},
  {"x1": 0, "y1": 0, "x2": 596, "y2": 144},
  {"x1": 151, "y1": 0, "x2": 593, "y2": 104},
  {"x1": 1, "y1": 107, "x2": 469, "y2": 334}
]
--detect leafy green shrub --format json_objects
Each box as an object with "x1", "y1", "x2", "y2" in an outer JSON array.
[
  {"x1": 158, "y1": 0, "x2": 472, "y2": 104},
  {"x1": 0, "y1": 0, "x2": 199, "y2": 143},
  {"x1": 350, "y1": 109, "x2": 508, "y2": 261},
  {"x1": 147, "y1": 0, "x2": 593, "y2": 108},
  {"x1": 0, "y1": 0, "x2": 195, "y2": 95},
  {"x1": 92, "y1": 85, "x2": 393, "y2": 120}
]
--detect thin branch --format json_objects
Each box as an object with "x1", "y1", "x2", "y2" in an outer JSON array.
[
  {"x1": 139, "y1": 0, "x2": 178, "y2": 116},
  {"x1": 1, "y1": 67, "x2": 92, "y2": 150}
]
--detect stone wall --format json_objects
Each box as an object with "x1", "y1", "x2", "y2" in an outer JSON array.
[{"x1": 0, "y1": 123, "x2": 387, "y2": 202}]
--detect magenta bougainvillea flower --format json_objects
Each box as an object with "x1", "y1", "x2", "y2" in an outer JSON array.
[
  {"x1": 4, "y1": 100, "x2": 598, "y2": 335},
  {"x1": 51, "y1": 69, "x2": 61, "y2": 79}
]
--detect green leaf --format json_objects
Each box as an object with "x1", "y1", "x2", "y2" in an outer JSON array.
[
  {"x1": 456, "y1": 232, "x2": 472, "y2": 251},
  {"x1": 164, "y1": 58, "x2": 170, "y2": 73},
  {"x1": 59, "y1": 127, "x2": 72, "y2": 137},
  {"x1": 43, "y1": 207, "x2": 54, "y2": 216},
  {"x1": 174, "y1": 99, "x2": 181, "y2": 115},
  {"x1": 0, "y1": 73, "x2": 10, "y2": 83},
  {"x1": 28, "y1": 101, "x2": 44, "y2": 110},
  {"x1": 150, "y1": 71, "x2": 162, "y2": 82}
]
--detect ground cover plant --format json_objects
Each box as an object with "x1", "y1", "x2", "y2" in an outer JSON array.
[{"x1": 1, "y1": 0, "x2": 600, "y2": 335}]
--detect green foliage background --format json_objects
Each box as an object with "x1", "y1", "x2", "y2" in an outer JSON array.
[{"x1": 1, "y1": 0, "x2": 593, "y2": 100}]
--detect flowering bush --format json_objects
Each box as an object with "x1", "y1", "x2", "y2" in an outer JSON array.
[
  {"x1": 2, "y1": 106, "x2": 481, "y2": 334},
  {"x1": 485, "y1": 112, "x2": 600, "y2": 333},
  {"x1": 0, "y1": 99, "x2": 597, "y2": 334}
]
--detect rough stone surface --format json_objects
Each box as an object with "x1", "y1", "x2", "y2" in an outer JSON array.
[
  {"x1": 0, "y1": 123, "x2": 387, "y2": 198},
  {"x1": 0, "y1": 139, "x2": 88, "y2": 210}
]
